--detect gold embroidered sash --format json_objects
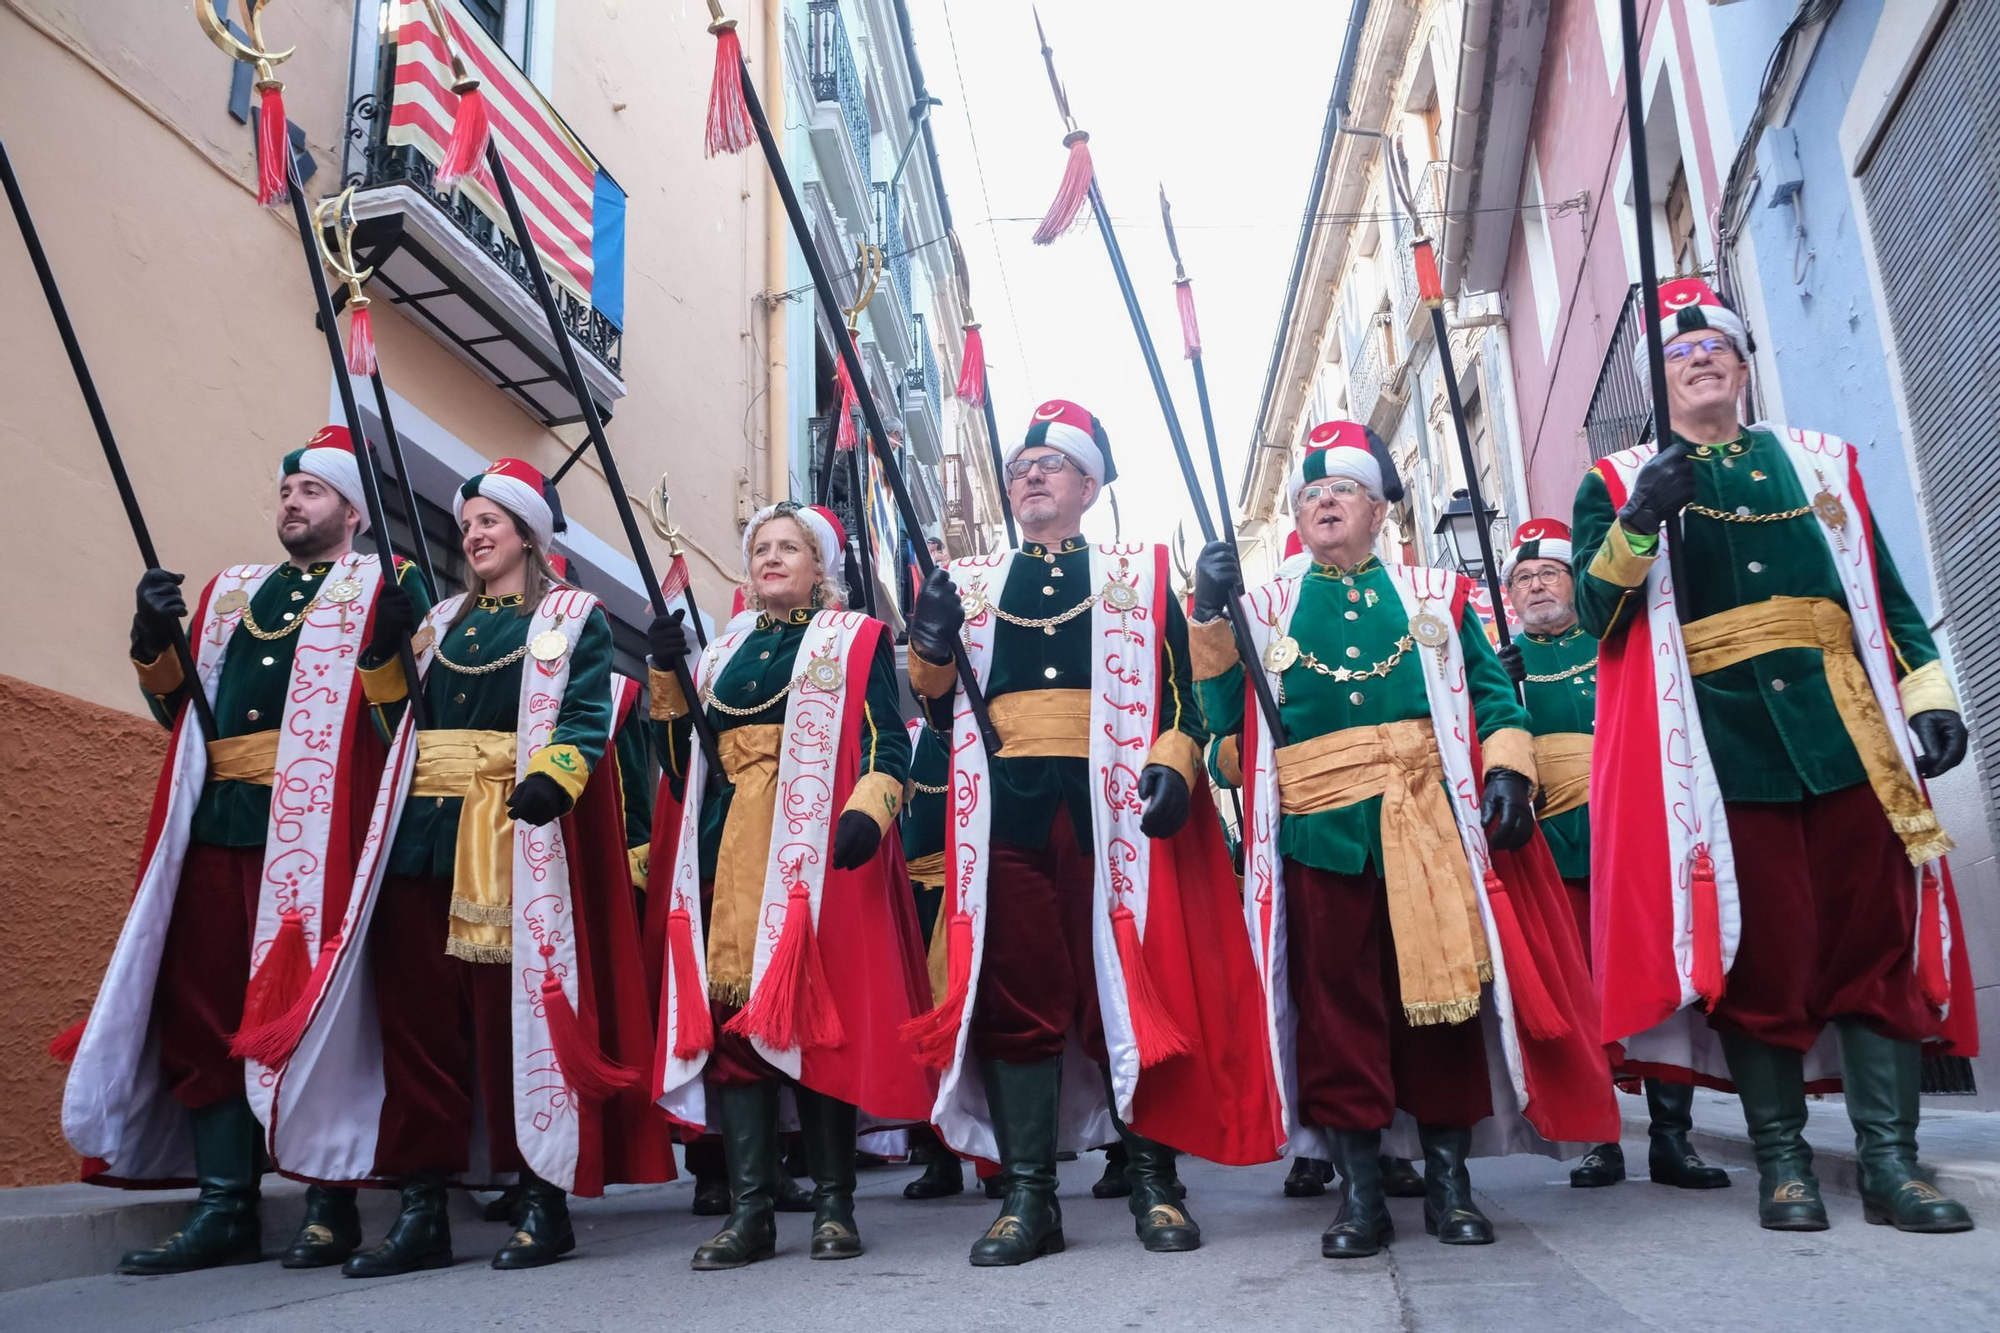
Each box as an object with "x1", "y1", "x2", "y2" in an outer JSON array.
[
  {"x1": 709, "y1": 724, "x2": 785, "y2": 1005},
  {"x1": 206, "y1": 732, "x2": 279, "y2": 785},
  {"x1": 988, "y1": 688, "x2": 1091, "y2": 759},
  {"x1": 905, "y1": 850, "x2": 948, "y2": 888},
  {"x1": 1533, "y1": 733, "x2": 1593, "y2": 819},
  {"x1": 410, "y1": 728, "x2": 518, "y2": 963},
  {"x1": 1683, "y1": 596, "x2": 1950, "y2": 864},
  {"x1": 1275, "y1": 719, "x2": 1490, "y2": 1025}
]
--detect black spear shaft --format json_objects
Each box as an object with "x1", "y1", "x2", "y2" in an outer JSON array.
[
  {"x1": 364, "y1": 369, "x2": 437, "y2": 596},
  {"x1": 1, "y1": 139, "x2": 220, "y2": 741},
  {"x1": 1161, "y1": 190, "x2": 1238, "y2": 557},
  {"x1": 976, "y1": 388, "x2": 1018, "y2": 546},
  {"x1": 1084, "y1": 181, "x2": 1287, "y2": 743},
  {"x1": 847, "y1": 438, "x2": 878, "y2": 617},
  {"x1": 1427, "y1": 310, "x2": 1520, "y2": 684},
  {"x1": 276, "y1": 145, "x2": 428, "y2": 729},
  {"x1": 478, "y1": 142, "x2": 721, "y2": 771},
  {"x1": 1618, "y1": 0, "x2": 1691, "y2": 593},
  {"x1": 734, "y1": 60, "x2": 1002, "y2": 754}
]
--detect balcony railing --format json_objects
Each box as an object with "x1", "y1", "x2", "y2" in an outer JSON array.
[
  {"x1": 1349, "y1": 314, "x2": 1391, "y2": 426},
  {"x1": 873, "y1": 182, "x2": 914, "y2": 329},
  {"x1": 911, "y1": 314, "x2": 941, "y2": 407},
  {"x1": 808, "y1": 1, "x2": 871, "y2": 185},
  {"x1": 1583, "y1": 282, "x2": 1650, "y2": 461},
  {"x1": 1412, "y1": 160, "x2": 1449, "y2": 235}
]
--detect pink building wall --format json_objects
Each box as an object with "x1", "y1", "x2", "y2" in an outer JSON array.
[{"x1": 1501, "y1": 0, "x2": 1726, "y2": 521}]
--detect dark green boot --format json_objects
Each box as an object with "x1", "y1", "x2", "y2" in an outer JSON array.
[
  {"x1": 1379, "y1": 1155, "x2": 1426, "y2": 1198},
  {"x1": 342, "y1": 1174, "x2": 453, "y2": 1277},
  {"x1": 1419, "y1": 1125, "x2": 1494, "y2": 1245},
  {"x1": 1284, "y1": 1156, "x2": 1334, "y2": 1197},
  {"x1": 1719, "y1": 1033, "x2": 1828, "y2": 1231},
  {"x1": 118, "y1": 1098, "x2": 264, "y2": 1274},
  {"x1": 1322, "y1": 1131, "x2": 1394, "y2": 1258},
  {"x1": 492, "y1": 1171, "x2": 576, "y2": 1269},
  {"x1": 969, "y1": 1057, "x2": 1065, "y2": 1267},
  {"x1": 481, "y1": 1185, "x2": 525, "y2": 1224},
  {"x1": 1119, "y1": 1128, "x2": 1200, "y2": 1252},
  {"x1": 691, "y1": 1083, "x2": 780, "y2": 1270},
  {"x1": 1836, "y1": 1023, "x2": 1973, "y2": 1233},
  {"x1": 1570, "y1": 1141, "x2": 1627, "y2": 1188},
  {"x1": 280, "y1": 1184, "x2": 361, "y2": 1268},
  {"x1": 1646, "y1": 1079, "x2": 1729, "y2": 1188},
  {"x1": 798, "y1": 1088, "x2": 863, "y2": 1259},
  {"x1": 905, "y1": 1132, "x2": 967, "y2": 1200},
  {"x1": 1093, "y1": 1141, "x2": 1132, "y2": 1199}
]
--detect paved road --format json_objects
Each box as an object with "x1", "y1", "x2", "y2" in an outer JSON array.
[{"x1": 6, "y1": 1134, "x2": 1996, "y2": 1331}]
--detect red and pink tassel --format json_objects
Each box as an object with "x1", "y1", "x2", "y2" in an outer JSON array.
[
  {"x1": 540, "y1": 966, "x2": 641, "y2": 1101},
  {"x1": 1032, "y1": 130, "x2": 1094, "y2": 245},
  {"x1": 1484, "y1": 870, "x2": 1570, "y2": 1041},
  {"x1": 49, "y1": 1020, "x2": 85, "y2": 1065},
  {"x1": 344, "y1": 300, "x2": 377, "y2": 376},
  {"x1": 1917, "y1": 866, "x2": 1950, "y2": 1010},
  {"x1": 1688, "y1": 845, "x2": 1725, "y2": 1007},
  {"x1": 239, "y1": 910, "x2": 312, "y2": 1036},
  {"x1": 659, "y1": 552, "x2": 692, "y2": 603},
  {"x1": 667, "y1": 906, "x2": 713, "y2": 1061},
  {"x1": 724, "y1": 882, "x2": 844, "y2": 1052},
  {"x1": 1175, "y1": 281, "x2": 1202, "y2": 359},
  {"x1": 834, "y1": 356, "x2": 859, "y2": 451},
  {"x1": 255, "y1": 83, "x2": 290, "y2": 208},
  {"x1": 1111, "y1": 902, "x2": 1192, "y2": 1067},
  {"x1": 230, "y1": 932, "x2": 344, "y2": 1069},
  {"x1": 901, "y1": 911, "x2": 971, "y2": 1069},
  {"x1": 954, "y1": 324, "x2": 986, "y2": 406},
  {"x1": 704, "y1": 20, "x2": 756, "y2": 158},
  {"x1": 435, "y1": 80, "x2": 492, "y2": 195}
]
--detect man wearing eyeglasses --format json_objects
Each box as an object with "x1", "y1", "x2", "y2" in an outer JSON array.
[
  {"x1": 1495, "y1": 520, "x2": 1728, "y2": 1195},
  {"x1": 1192, "y1": 422, "x2": 1615, "y2": 1261},
  {"x1": 903, "y1": 400, "x2": 1280, "y2": 1266},
  {"x1": 1572, "y1": 278, "x2": 1975, "y2": 1235}
]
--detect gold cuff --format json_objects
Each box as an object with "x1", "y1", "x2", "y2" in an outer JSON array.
[
  {"x1": 907, "y1": 647, "x2": 959, "y2": 700},
  {"x1": 133, "y1": 648, "x2": 184, "y2": 698},
  {"x1": 1146, "y1": 729, "x2": 1200, "y2": 788},
  {"x1": 1210, "y1": 734, "x2": 1242, "y2": 789},
  {"x1": 1482, "y1": 727, "x2": 1539, "y2": 796},
  {"x1": 649, "y1": 666, "x2": 690, "y2": 720},
  {"x1": 1187, "y1": 616, "x2": 1241, "y2": 681},
  {"x1": 844, "y1": 770, "x2": 904, "y2": 834},
  {"x1": 628, "y1": 842, "x2": 650, "y2": 889},
  {"x1": 1898, "y1": 659, "x2": 1959, "y2": 718},
  {"x1": 527, "y1": 743, "x2": 591, "y2": 802},
  {"x1": 1587, "y1": 520, "x2": 1658, "y2": 589},
  {"x1": 358, "y1": 654, "x2": 408, "y2": 705}
]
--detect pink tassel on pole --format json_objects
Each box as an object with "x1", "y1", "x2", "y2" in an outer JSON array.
[
  {"x1": 255, "y1": 83, "x2": 289, "y2": 208},
  {"x1": 1175, "y1": 280, "x2": 1202, "y2": 359},
  {"x1": 834, "y1": 356, "x2": 859, "y2": 451},
  {"x1": 954, "y1": 324, "x2": 986, "y2": 406},
  {"x1": 48, "y1": 1020, "x2": 85, "y2": 1065},
  {"x1": 435, "y1": 81, "x2": 493, "y2": 195},
  {"x1": 1032, "y1": 130, "x2": 1094, "y2": 245},
  {"x1": 704, "y1": 21, "x2": 756, "y2": 158},
  {"x1": 344, "y1": 302, "x2": 377, "y2": 376}
]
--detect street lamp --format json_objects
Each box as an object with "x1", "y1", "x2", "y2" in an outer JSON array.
[{"x1": 1433, "y1": 486, "x2": 1499, "y2": 577}]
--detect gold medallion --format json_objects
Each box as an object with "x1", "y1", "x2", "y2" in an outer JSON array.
[
  {"x1": 1811, "y1": 487, "x2": 1848, "y2": 531},
  {"x1": 959, "y1": 588, "x2": 988, "y2": 619},
  {"x1": 214, "y1": 589, "x2": 251, "y2": 616},
  {"x1": 410, "y1": 625, "x2": 436, "y2": 657},
  {"x1": 805, "y1": 653, "x2": 845, "y2": 693},
  {"x1": 323, "y1": 578, "x2": 364, "y2": 605},
  {"x1": 1409, "y1": 612, "x2": 1452, "y2": 651},
  {"x1": 529, "y1": 629, "x2": 569, "y2": 662},
  {"x1": 1100, "y1": 580, "x2": 1140, "y2": 613},
  {"x1": 1264, "y1": 635, "x2": 1300, "y2": 673}
]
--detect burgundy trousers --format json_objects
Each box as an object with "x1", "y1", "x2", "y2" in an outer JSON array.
[
  {"x1": 153, "y1": 842, "x2": 263, "y2": 1110},
  {"x1": 970, "y1": 806, "x2": 1108, "y2": 1067},
  {"x1": 1563, "y1": 877, "x2": 1592, "y2": 965},
  {"x1": 368, "y1": 874, "x2": 523, "y2": 1177},
  {"x1": 1284, "y1": 860, "x2": 1492, "y2": 1132},
  {"x1": 1710, "y1": 782, "x2": 1932, "y2": 1051}
]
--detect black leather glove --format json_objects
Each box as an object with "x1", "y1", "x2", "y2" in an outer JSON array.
[
  {"x1": 1191, "y1": 540, "x2": 1241, "y2": 624},
  {"x1": 648, "y1": 608, "x2": 690, "y2": 667},
  {"x1": 1495, "y1": 641, "x2": 1526, "y2": 685},
  {"x1": 909, "y1": 567, "x2": 965, "y2": 664},
  {"x1": 506, "y1": 772, "x2": 572, "y2": 827},
  {"x1": 1910, "y1": 709, "x2": 1967, "y2": 779},
  {"x1": 131, "y1": 568, "x2": 187, "y2": 658},
  {"x1": 1138, "y1": 764, "x2": 1191, "y2": 839},
  {"x1": 368, "y1": 584, "x2": 416, "y2": 658},
  {"x1": 1481, "y1": 767, "x2": 1535, "y2": 852},
  {"x1": 831, "y1": 809, "x2": 883, "y2": 870},
  {"x1": 1615, "y1": 444, "x2": 1696, "y2": 537}
]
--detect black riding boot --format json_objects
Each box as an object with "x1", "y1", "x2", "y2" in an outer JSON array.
[
  {"x1": 798, "y1": 1088, "x2": 863, "y2": 1259},
  {"x1": 492, "y1": 1170, "x2": 575, "y2": 1269},
  {"x1": 1645, "y1": 1078, "x2": 1729, "y2": 1188},
  {"x1": 691, "y1": 1082, "x2": 780, "y2": 1269},
  {"x1": 1093, "y1": 1141, "x2": 1132, "y2": 1199},
  {"x1": 1322, "y1": 1131, "x2": 1394, "y2": 1258},
  {"x1": 342, "y1": 1174, "x2": 453, "y2": 1277},
  {"x1": 1420, "y1": 1125, "x2": 1494, "y2": 1245},
  {"x1": 968, "y1": 1057, "x2": 1065, "y2": 1266},
  {"x1": 280, "y1": 1184, "x2": 362, "y2": 1268},
  {"x1": 118, "y1": 1097, "x2": 263, "y2": 1274}
]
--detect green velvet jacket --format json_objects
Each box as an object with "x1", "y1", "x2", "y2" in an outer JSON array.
[
  {"x1": 1196, "y1": 557, "x2": 1528, "y2": 876},
  {"x1": 656, "y1": 610, "x2": 910, "y2": 882},
  {"x1": 613, "y1": 694, "x2": 653, "y2": 853},
  {"x1": 920, "y1": 538, "x2": 1205, "y2": 853},
  {"x1": 380, "y1": 593, "x2": 615, "y2": 878},
  {"x1": 1518, "y1": 623, "x2": 1596, "y2": 879},
  {"x1": 1571, "y1": 427, "x2": 1940, "y2": 803},
  {"x1": 135, "y1": 557, "x2": 429, "y2": 848},
  {"x1": 901, "y1": 721, "x2": 949, "y2": 866}
]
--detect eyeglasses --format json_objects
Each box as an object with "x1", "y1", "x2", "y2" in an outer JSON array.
[
  {"x1": 1663, "y1": 336, "x2": 1736, "y2": 362},
  {"x1": 1299, "y1": 480, "x2": 1365, "y2": 504},
  {"x1": 1508, "y1": 567, "x2": 1571, "y2": 589},
  {"x1": 1005, "y1": 454, "x2": 1073, "y2": 480}
]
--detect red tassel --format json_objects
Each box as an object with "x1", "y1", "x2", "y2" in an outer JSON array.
[
  {"x1": 1110, "y1": 903, "x2": 1192, "y2": 1067},
  {"x1": 49, "y1": 1020, "x2": 85, "y2": 1065},
  {"x1": 704, "y1": 23, "x2": 756, "y2": 158},
  {"x1": 1031, "y1": 131, "x2": 1094, "y2": 245},
  {"x1": 344, "y1": 302, "x2": 377, "y2": 377},
  {"x1": 954, "y1": 325, "x2": 986, "y2": 405},
  {"x1": 255, "y1": 83, "x2": 289, "y2": 209},
  {"x1": 230, "y1": 932, "x2": 343, "y2": 1069},
  {"x1": 834, "y1": 357, "x2": 859, "y2": 451},
  {"x1": 667, "y1": 907, "x2": 713, "y2": 1060},
  {"x1": 900, "y1": 911, "x2": 971, "y2": 1069},
  {"x1": 435, "y1": 81, "x2": 492, "y2": 194},
  {"x1": 240, "y1": 910, "x2": 312, "y2": 1035},
  {"x1": 1688, "y1": 845, "x2": 1726, "y2": 1007},
  {"x1": 659, "y1": 552, "x2": 692, "y2": 603},
  {"x1": 540, "y1": 970, "x2": 641, "y2": 1101},
  {"x1": 1175, "y1": 281, "x2": 1202, "y2": 359},
  {"x1": 724, "y1": 883, "x2": 844, "y2": 1052},
  {"x1": 1485, "y1": 871, "x2": 1571, "y2": 1042},
  {"x1": 1917, "y1": 866, "x2": 1950, "y2": 1009}
]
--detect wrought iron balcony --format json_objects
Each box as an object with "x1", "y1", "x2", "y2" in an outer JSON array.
[
  {"x1": 808, "y1": 1, "x2": 871, "y2": 187},
  {"x1": 1348, "y1": 312, "x2": 1408, "y2": 437},
  {"x1": 1583, "y1": 282, "x2": 1650, "y2": 461}
]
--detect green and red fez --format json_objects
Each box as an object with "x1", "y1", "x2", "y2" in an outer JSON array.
[
  {"x1": 1287, "y1": 419, "x2": 1404, "y2": 509},
  {"x1": 1501, "y1": 517, "x2": 1573, "y2": 580},
  {"x1": 1635, "y1": 277, "x2": 1749, "y2": 382},
  {"x1": 282, "y1": 425, "x2": 371, "y2": 535},
  {"x1": 456, "y1": 457, "x2": 561, "y2": 549},
  {"x1": 1006, "y1": 399, "x2": 1115, "y2": 486}
]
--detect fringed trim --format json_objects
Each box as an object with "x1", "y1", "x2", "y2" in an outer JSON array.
[
  {"x1": 709, "y1": 976, "x2": 752, "y2": 1008},
  {"x1": 1889, "y1": 809, "x2": 1942, "y2": 834},
  {"x1": 1404, "y1": 995, "x2": 1482, "y2": 1027},
  {"x1": 1477, "y1": 957, "x2": 1494, "y2": 985},
  {"x1": 445, "y1": 937, "x2": 513, "y2": 965},
  {"x1": 1904, "y1": 832, "x2": 1956, "y2": 866},
  {"x1": 449, "y1": 895, "x2": 514, "y2": 926}
]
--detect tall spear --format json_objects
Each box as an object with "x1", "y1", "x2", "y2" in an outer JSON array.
[
  {"x1": 947, "y1": 231, "x2": 1017, "y2": 547},
  {"x1": 700, "y1": 0, "x2": 1002, "y2": 754},
  {"x1": 414, "y1": 0, "x2": 721, "y2": 768},
  {"x1": 200, "y1": 0, "x2": 427, "y2": 729},
  {"x1": 1, "y1": 139, "x2": 220, "y2": 742},
  {"x1": 1159, "y1": 185, "x2": 1236, "y2": 559},
  {"x1": 1027, "y1": 13, "x2": 1284, "y2": 742}
]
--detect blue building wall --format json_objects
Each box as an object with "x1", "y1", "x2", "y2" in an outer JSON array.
[{"x1": 1707, "y1": 0, "x2": 1934, "y2": 613}]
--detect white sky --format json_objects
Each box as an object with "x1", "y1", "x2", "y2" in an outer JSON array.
[{"x1": 906, "y1": 0, "x2": 1354, "y2": 558}]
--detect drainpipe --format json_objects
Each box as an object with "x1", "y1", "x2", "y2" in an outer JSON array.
[
  {"x1": 1486, "y1": 317, "x2": 1533, "y2": 530},
  {"x1": 1439, "y1": 0, "x2": 1495, "y2": 295},
  {"x1": 765, "y1": 0, "x2": 789, "y2": 508}
]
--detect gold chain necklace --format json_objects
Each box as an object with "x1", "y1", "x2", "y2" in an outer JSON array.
[
  {"x1": 1525, "y1": 657, "x2": 1597, "y2": 684},
  {"x1": 911, "y1": 778, "x2": 948, "y2": 795},
  {"x1": 238, "y1": 583, "x2": 331, "y2": 641},
  {"x1": 1293, "y1": 634, "x2": 1416, "y2": 683},
  {"x1": 433, "y1": 641, "x2": 531, "y2": 675},
  {"x1": 703, "y1": 674, "x2": 800, "y2": 718},
  {"x1": 990, "y1": 594, "x2": 1100, "y2": 634},
  {"x1": 1687, "y1": 502, "x2": 1813, "y2": 524}
]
